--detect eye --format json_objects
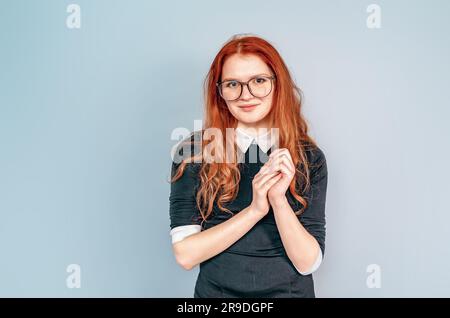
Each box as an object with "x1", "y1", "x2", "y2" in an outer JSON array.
[
  {"x1": 225, "y1": 81, "x2": 239, "y2": 88},
  {"x1": 254, "y1": 77, "x2": 267, "y2": 84}
]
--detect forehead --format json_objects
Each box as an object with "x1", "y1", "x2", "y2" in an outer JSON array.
[{"x1": 221, "y1": 54, "x2": 272, "y2": 80}]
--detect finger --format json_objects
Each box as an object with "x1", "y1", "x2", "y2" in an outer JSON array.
[
  {"x1": 260, "y1": 163, "x2": 275, "y2": 175},
  {"x1": 254, "y1": 172, "x2": 277, "y2": 186},
  {"x1": 278, "y1": 156, "x2": 295, "y2": 174},
  {"x1": 256, "y1": 169, "x2": 281, "y2": 186},
  {"x1": 255, "y1": 171, "x2": 281, "y2": 188},
  {"x1": 270, "y1": 151, "x2": 295, "y2": 173},
  {"x1": 259, "y1": 158, "x2": 276, "y2": 175},
  {"x1": 262, "y1": 157, "x2": 274, "y2": 168},
  {"x1": 255, "y1": 164, "x2": 274, "y2": 179},
  {"x1": 282, "y1": 149, "x2": 294, "y2": 164},
  {"x1": 264, "y1": 156, "x2": 289, "y2": 174},
  {"x1": 269, "y1": 160, "x2": 294, "y2": 177},
  {"x1": 262, "y1": 173, "x2": 283, "y2": 191},
  {"x1": 254, "y1": 167, "x2": 277, "y2": 183},
  {"x1": 271, "y1": 149, "x2": 293, "y2": 166},
  {"x1": 259, "y1": 164, "x2": 271, "y2": 174},
  {"x1": 282, "y1": 153, "x2": 294, "y2": 170},
  {"x1": 269, "y1": 148, "x2": 285, "y2": 158},
  {"x1": 279, "y1": 162, "x2": 294, "y2": 177}
]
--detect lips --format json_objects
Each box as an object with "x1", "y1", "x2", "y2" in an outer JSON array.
[{"x1": 238, "y1": 104, "x2": 259, "y2": 108}]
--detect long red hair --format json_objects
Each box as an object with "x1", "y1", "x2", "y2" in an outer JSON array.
[{"x1": 171, "y1": 34, "x2": 319, "y2": 226}]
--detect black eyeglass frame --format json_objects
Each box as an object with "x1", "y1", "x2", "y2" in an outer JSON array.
[{"x1": 216, "y1": 75, "x2": 276, "y2": 101}]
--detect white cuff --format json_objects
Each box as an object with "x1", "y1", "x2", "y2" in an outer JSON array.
[
  {"x1": 294, "y1": 248, "x2": 323, "y2": 275},
  {"x1": 170, "y1": 225, "x2": 202, "y2": 244}
]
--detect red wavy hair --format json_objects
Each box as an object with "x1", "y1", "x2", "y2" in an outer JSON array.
[{"x1": 171, "y1": 34, "x2": 319, "y2": 226}]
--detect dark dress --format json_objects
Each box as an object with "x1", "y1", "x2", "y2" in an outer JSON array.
[{"x1": 169, "y1": 132, "x2": 328, "y2": 298}]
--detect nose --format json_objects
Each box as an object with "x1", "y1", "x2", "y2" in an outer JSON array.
[{"x1": 240, "y1": 84, "x2": 253, "y2": 100}]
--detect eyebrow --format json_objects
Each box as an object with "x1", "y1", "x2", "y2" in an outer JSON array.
[{"x1": 221, "y1": 73, "x2": 272, "y2": 82}]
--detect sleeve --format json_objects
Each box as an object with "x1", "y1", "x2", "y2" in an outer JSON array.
[
  {"x1": 298, "y1": 146, "x2": 328, "y2": 257},
  {"x1": 168, "y1": 159, "x2": 203, "y2": 231},
  {"x1": 294, "y1": 249, "x2": 323, "y2": 275},
  {"x1": 170, "y1": 224, "x2": 202, "y2": 244}
]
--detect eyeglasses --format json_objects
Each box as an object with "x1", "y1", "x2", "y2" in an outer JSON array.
[{"x1": 216, "y1": 75, "x2": 276, "y2": 101}]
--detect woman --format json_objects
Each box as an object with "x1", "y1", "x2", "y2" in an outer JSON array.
[{"x1": 168, "y1": 34, "x2": 328, "y2": 298}]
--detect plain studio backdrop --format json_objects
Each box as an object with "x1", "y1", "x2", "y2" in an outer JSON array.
[{"x1": 0, "y1": 0, "x2": 449, "y2": 297}]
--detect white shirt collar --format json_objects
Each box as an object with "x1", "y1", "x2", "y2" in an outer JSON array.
[{"x1": 235, "y1": 127, "x2": 278, "y2": 153}]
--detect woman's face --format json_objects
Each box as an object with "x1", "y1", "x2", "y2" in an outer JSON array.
[{"x1": 220, "y1": 54, "x2": 275, "y2": 130}]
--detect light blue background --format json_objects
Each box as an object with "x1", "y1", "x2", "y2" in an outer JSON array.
[{"x1": 1, "y1": 0, "x2": 449, "y2": 297}]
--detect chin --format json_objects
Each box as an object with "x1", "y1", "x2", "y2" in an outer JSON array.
[
  {"x1": 230, "y1": 107, "x2": 269, "y2": 124},
  {"x1": 238, "y1": 115, "x2": 264, "y2": 122}
]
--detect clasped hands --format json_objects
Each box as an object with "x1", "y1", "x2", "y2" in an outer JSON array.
[{"x1": 250, "y1": 148, "x2": 296, "y2": 215}]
